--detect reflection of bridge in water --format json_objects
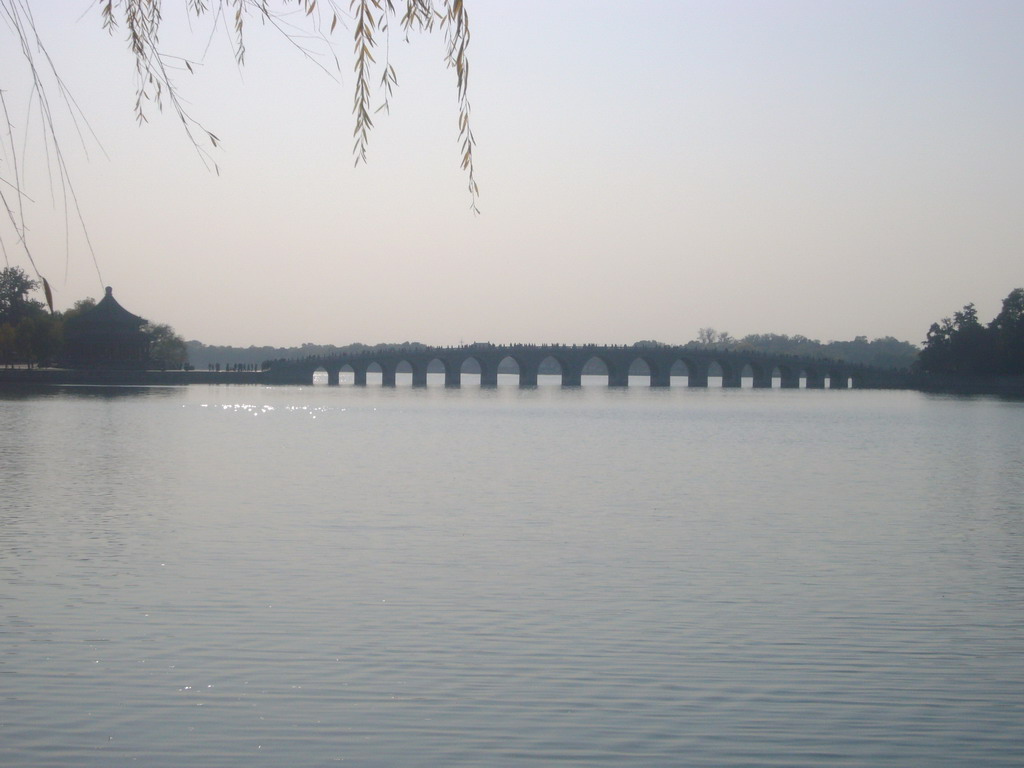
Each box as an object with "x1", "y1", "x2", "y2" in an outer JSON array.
[{"x1": 264, "y1": 344, "x2": 910, "y2": 389}]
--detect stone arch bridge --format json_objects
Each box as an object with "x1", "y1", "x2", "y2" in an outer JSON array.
[{"x1": 263, "y1": 344, "x2": 909, "y2": 389}]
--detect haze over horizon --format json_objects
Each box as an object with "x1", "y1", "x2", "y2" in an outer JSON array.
[{"x1": 3, "y1": 1, "x2": 1022, "y2": 348}]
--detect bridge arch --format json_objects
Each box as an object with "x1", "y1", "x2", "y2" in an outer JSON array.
[
  {"x1": 706, "y1": 360, "x2": 729, "y2": 387},
  {"x1": 364, "y1": 361, "x2": 384, "y2": 386},
  {"x1": 628, "y1": 357, "x2": 655, "y2": 387},
  {"x1": 669, "y1": 357, "x2": 710, "y2": 387},
  {"x1": 497, "y1": 355, "x2": 522, "y2": 386},
  {"x1": 669, "y1": 358, "x2": 690, "y2": 386},
  {"x1": 536, "y1": 354, "x2": 568, "y2": 386},
  {"x1": 421, "y1": 357, "x2": 457, "y2": 387},
  {"x1": 738, "y1": 362, "x2": 753, "y2": 388},
  {"x1": 581, "y1": 355, "x2": 610, "y2": 386},
  {"x1": 459, "y1": 355, "x2": 483, "y2": 387},
  {"x1": 335, "y1": 362, "x2": 355, "y2": 386}
]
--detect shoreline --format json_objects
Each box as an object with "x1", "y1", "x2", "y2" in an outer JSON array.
[
  {"x1": 0, "y1": 368, "x2": 265, "y2": 387},
  {"x1": 909, "y1": 373, "x2": 1024, "y2": 397}
]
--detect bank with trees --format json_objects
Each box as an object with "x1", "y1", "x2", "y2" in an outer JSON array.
[
  {"x1": 915, "y1": 288, "x2": 1024, "y2": 394},
  {"x1": 0, "y1": 268, "x2": 187, "y2": 369}
]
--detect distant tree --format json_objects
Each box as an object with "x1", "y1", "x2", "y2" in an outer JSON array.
[
  {"x1": 0, "y1": 267, "x2": 47, "y2": 326},
  {"x1": 988, "y1": 288, "x2": 1024, "y2": 374},
  {"x1": 693, "y1": 328, "x2": 736, "y2": 348},
  {"x1": 730, "y1": 332, "x2": 917, "y2": 368},
  {"x1": 12, "y1": 320, "x2": 33, "y2": 365},
  {"x1": 0, "y1": 323, "x2": 15, "y2": 367},
  {"x1": 12, "y1": 315, "x2": 62, "y2": 368},
  {"x1": 919, "y1": 319, "x2": 954, "y2": 373},
  {"x1": 0, "y1": 266, "x2": 56, "y2": 365},
  {"x1": 952, "y1": 303, "x2": 992, "y2": 372},
  {"x1": 143, "y1": 323, "x2": 188, "y2": 369},
  {"x1": 32, "y1": 315, "x2": 62, "y2": 366},
  {"x1": 737, "y1": 333, "x2": 825, "y2": 358},
  {"x1": 919, "y1": 304, "x2": 989, "y2": 374},
  {"x1": 824, "y1": 335, "x2": 919, "y2": 369},
  {"x1": 695, "y1": 327, "x2": 717, "y2": 346},
  {"x1": 918, "y1": 289, "x2": 1024, "y2": 375},
  {"x1": 60, "y1": 298, "x2": 97, "y2": 324}
]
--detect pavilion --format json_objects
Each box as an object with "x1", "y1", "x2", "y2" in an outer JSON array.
[{"x1": 62, "y1": 287, "x2": 150, "y2": 368}]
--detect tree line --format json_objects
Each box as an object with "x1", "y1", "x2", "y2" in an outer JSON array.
[
  {"x1": 0, "y1": 267, "x2": 186, "y2": 368},
  {"x1": 189, "y1": 334, "x2": 920, "y2": 372},
  {"x1": 185, "y1": 340, "x2": 431, "y2": 370},
  {"x1": 677, "y1": 329, "x2": 919, "y2": 370},
  {"x1": 917, "y1": 288, "x2": 1024, "y2": 376}
]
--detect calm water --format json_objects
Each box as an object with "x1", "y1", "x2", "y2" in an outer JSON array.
[{"x1": 1, "y1": 383, "x2": 1022, "y2": 767}]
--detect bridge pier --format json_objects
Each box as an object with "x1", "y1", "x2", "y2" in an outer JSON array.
[
  {"x1": 354, "y1": 368, "x2": 367, "y2": 387},
  {"x1": 805, "y1": 372, "x2": 825, "y2": 389},
  {"x1": 722, "y1": 369, "x2": 742, "y2": 388},
  {"x1": 829, "y1": 374, "x2": 849, "y2": 389},
  {"x1": 608, "y1": 369, "x2": 629, "y2": 387},
  {"x1": 519, "y1": 368, "x2": 538, "y2": 387},
  {"x1": 752, "y1": 369, "x2": 773, "y2": 388},
  {"x1": 412, "y1": 367, "x2": 428, "y2": 387},
  {"x1": 327, "y1": 370, "x2": 340, "y2": 386},
  {"x1": 445, "y1": 368, "x2": 460, "y2": 388},
  {"x1": 562, "y1": 368, "x2": 582, "y2": 387},
  {"x1": 381, "y1": 367, "x2": 396, "y2": 387},
  {"x1": 688, "y1": 370, "x2": 709, "y2": 388},
  {"x1": 480, "y1": 367, "x2": 498, "y2": 387},
  {"x1": 651, "y1": 370, "x2": 671, "y2": 387},
  {"x1": 780, "y1": 370, "x2": 800, "y2": 388}
]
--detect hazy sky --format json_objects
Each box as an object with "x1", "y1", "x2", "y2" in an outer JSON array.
[{"x1": 3, "y1": 1, "x2": 1022, "y2": 347}]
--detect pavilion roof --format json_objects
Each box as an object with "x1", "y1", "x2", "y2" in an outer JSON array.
[{"x1": 68, "y1": 287, "x2": 146, "y2": 330}]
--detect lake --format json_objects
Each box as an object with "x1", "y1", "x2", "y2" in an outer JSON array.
[{"x1": 1, "y1": 382, "x2": 1022, "y2": 767}]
